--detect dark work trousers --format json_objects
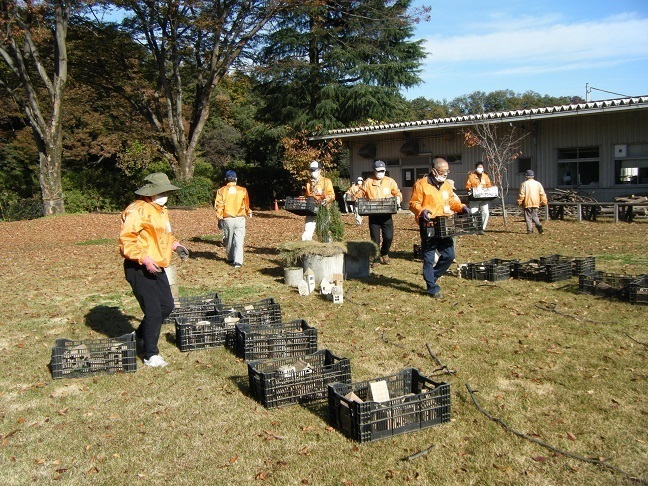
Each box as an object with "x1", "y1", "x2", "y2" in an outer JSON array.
[
  {"x1": 419, "y1": 221, "x2": 455, "y2": 296},
  {"x1": 368, "y1": 214, "x2": 394, "y2": 257},
  {"x1": 124, "y1": 259, "x2": 175, "y2": 359}
]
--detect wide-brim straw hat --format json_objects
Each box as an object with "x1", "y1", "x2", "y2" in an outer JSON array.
[{"x1": 134, "y1": 172, "x2": 180, "y2": 196}]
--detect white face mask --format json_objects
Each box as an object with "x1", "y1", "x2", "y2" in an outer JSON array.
[
  {"x1": 476, "y1": 167, "x2": 484, "y2": 174},
  {"x1": 435, "y1": 175, "x2": 447, "y2": 183},
  {"x1": 310, "y1": 170, "x2": 320, "y2": 181},
  {"x1": 153, "y1": 195, "x2": 168, "y2": 206},
  {"x1": 375, "y1": 171, "x2": 385, "y2": 180}
]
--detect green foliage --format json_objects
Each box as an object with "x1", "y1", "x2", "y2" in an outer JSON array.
[
  {"x1": 315, "y1": 202, "x2": 344, "y2": 243},
  {"x1": 0, "y1": 193, "x2": 42, "y2": 221},
  {"x1": 169, "y1": 176, "x2": 215, "y2": 207}
]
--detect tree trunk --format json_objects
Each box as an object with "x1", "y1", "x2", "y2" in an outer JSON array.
[
  {"x1": 500, "y1": 195, "x2": 508, "y2": 226},
  {"x1": 37, "y1": 136, "x2": 65, "y2": 215}
]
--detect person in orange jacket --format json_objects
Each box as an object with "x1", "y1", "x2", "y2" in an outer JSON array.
[
  {"x1": 517, "y1": 169, "x2": 547, "y2": 234},
  {"x1": 465, "y1": 161, "x2": 492, "y2": 233},
  {"x1": 215, "y1": 170, "x2": 252, "y2": 267},
  {"x1": 119, "y1": 173, "x2": 190, "y2": 367},
  {"x1": 409, "y1": 158, "x2": 470, "y2": 299},
  {"x1": 302, "y1": 160, "x2": 335, "y2": 241},
  {"x1": 356, "y1": 160, "x2": 402, "y2": 264}
]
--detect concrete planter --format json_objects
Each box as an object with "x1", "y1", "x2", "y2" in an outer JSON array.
[{"x1": 302, "y1": 253, "x2": 344, "y2": 287}]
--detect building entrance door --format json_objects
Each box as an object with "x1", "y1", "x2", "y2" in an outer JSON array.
[{"x1": 401, "y1": 167, "x2": 430, "y2": 208}]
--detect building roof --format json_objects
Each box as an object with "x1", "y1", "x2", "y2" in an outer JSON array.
[{"x1": 311, "y1": 96, "x2": 648, "y2": 140}]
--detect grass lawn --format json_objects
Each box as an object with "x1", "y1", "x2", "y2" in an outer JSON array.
[{"x1": 0, "y1": 208, "x2": 646, "y2": 485}]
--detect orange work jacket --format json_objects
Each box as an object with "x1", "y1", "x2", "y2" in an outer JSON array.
[
  {"x1": 409, "y1": 176, "x2": 464, "y2": 221},
  {"x1": 215, "y1": 182, "x2": 251, "y2": 219},
  {"x1": 119, "y1": 198, "x2": 177, "y2": 268},
  {"x1": 305, "y1": 177, "x2": 336, "y2": 204},
  {"x1": 357, "y1": 176, "x2": 402, "y2": 200},
  {"x1": 465, "y1": 171, "x2": 493, "y2": 190}
]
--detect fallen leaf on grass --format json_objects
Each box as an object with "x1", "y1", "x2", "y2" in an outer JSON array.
[
  {"x1": 35, "y1": 458, "x2": 45, "y2": 465},
  {"x1": 298, "y1": 445, "x2": 311, "y2": 456},
  {"x1": 566, "y1": 432, "x2": 577, "y2": 441},
  {"x1": 87, "y1": 466, "x2": 99, "y2": 475},
  {"x1": 532, "y1": 456, "x2": 547, "y2": 462},
  {"x1": 300, "y1": 425, "x2": 314, "y2": 432},
  {"x1": 256, "y1": 470, "x2": 270, "y2": 480},
  {"x1": 385, "y1": 469, "x2": 400, "y2": 479}
]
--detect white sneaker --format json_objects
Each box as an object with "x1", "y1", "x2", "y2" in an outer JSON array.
[{"x1": 143, "y1": 355, "x2": 168, "y2": 368}]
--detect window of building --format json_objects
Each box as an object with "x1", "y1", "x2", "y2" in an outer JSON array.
[
  {"x1": 614, "y1": 143, "x2": 648, "y2": 185},
  {"x1": 517, "y1": 157, "x2": 531, "y2": 173},
  {"x1": 433, "y1": 154, "x2": 462, "y2": 164},
  {"x1": 557, "y1": 147, "x2": 599, "y2": 186}
]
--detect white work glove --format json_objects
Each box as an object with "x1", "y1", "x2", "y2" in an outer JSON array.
[
  {"x1": 396, "y1": 196, "x2": 401, "y2": 206},
  {"x1": 141, "y1": 256, "x2": 161, "y2": 274},
  {"x1": 248, "y1": 212, "x2": 252, "y2": 219}
]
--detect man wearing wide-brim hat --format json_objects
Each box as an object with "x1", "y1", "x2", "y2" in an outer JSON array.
[{"x1": 119, "y1": 172, "x2": 190, "y2": 368}]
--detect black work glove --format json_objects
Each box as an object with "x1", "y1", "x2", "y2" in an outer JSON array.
[
  {"x1": 175, "y1": 245, "x2": 189, "y2": 260},
  {"x1": 217, "y1": 219, "x2": 224, "y2": 230},
  {"x1": 461, "y1": 206, "x2": 471, "y2": 215},
  {"x1": 421, "y1": 209, "x2": 432, "y2": 221}
]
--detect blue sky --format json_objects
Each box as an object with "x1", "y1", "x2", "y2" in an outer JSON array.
[{"x1": 402, "y1": 0, "x2": 648, "y2": 102}]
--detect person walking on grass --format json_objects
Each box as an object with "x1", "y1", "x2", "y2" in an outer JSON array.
[
  {"x1": 119, "y1": 173, "x2": 190, "y2": 368},
  {"x1": 345, "y1": 176, "x2": 364, "y2": 225},
  {"x1": 465, "y1": 161, "x2": 492, "y2": 234},
  {"x1": 409, "y1": 158, "x2": 471, "y2": 299},
  {"x1": 517, "y1": 170, "x2": 547, "y2": 234},
  {"x1": 356, "y1": 160, "x2": 402, "y2": 265},
  {"x1": 302, "y1": 160, "x2": 336, "y2": 241},
  {"x1": 215, "y1": 170, "x2": 252, "y2": 268}
]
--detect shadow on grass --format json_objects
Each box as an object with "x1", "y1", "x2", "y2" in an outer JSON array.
[
  {"x1": 229, "y1": 373, "x2": 253, "y2": 399},
  {"x1": 189, "y1": 236, "x2": 222, "y2": 246},
  {"x1": 185, "y1": 250, "x2": 221, "y2": 260},
  {"x1": 85, "y1": 305, "x2": 137, "y2": 337}
]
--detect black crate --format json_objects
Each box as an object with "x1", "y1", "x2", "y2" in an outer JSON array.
[
  {"x1": 512, "y1": 259, "x2": 572, "y2": 282},
  {"x1": 357, "y1": 197, "x2": 398, "y2": 216},
  {"x1": 463, "y1": 259, "x2": 516, "y2": 281},
  {"x1": 284, "y1": 196, "x2": 319, "y2": 215},
  {"x1": 235, "y1": 319, "x2": 318, "y2": 361},
  {"x1": 327, "y1": 368, "x2": 450, "y2": 443},
  {"x1": 174, "y1": 314, "x2": 237, "y2": 352},
  {"x1": 629, "y1": 275, "x2": 648, "y2": 305},
  {"x1": 50, "y1": 333, "x2": 137, "y2": 379},
  {"x1": 216, "y1": 298, "x2": 282, "y2": 327},
  {"x1": 579, "y1": 271, "x2": 641, "y2": 301},
  {"x1": 539, "y1": 254, "x2": 596, "y2": 277},
  {"x1": 164, "y1": 292, "x2": 221, "y2": 324},
  {"x1": 424, "y1": 213, "x2": 483, "y2": 237},
  {"x1": 248, "y1": 349, "x2": 351, "y2": 409}
]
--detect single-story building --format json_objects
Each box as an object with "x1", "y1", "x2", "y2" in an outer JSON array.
[{"x1": 311, "y1": 96, "x2": 648, "y2": 207}]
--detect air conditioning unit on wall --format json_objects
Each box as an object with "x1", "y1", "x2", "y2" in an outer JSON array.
[{"x1": 614, "y1": 144, "x2": 627, "y2": 158}]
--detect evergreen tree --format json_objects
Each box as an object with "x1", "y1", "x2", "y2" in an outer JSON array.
[{"x1": 254, "y1": 0, "x2": 426, "y2": 131}]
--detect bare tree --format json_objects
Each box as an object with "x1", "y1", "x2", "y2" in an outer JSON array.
[
  {"x1": 105, "y1": 0, "x2": 290, "y2": 181},
  {"x1": 463, "y1": 122, "x2": 529, "y2": 225},
  {"x1": 0, "y1": 0, "x2": 70, "y2": 215}
]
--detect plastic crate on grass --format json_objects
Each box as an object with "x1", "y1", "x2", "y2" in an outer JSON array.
[
  {"x1": 512, "y1": 259, "x2": 572, "y2": 282},
  {"x1": 284, "y1": 196, "x2": 319, "y2": 215},
  {"x1": 357, "y1": 197, "x2": 399, "y2": 216},
  {"x1": 248, "y1": 349, "x2": 351, "y2": 409},
  {"x1": 462, "y1": 259, "x2": 516, "y2": 281},
  {"x1": 216, "y1": 298, "x2": 282, "y2": 326},
  {"x1": 579, "y1": 271, "x2": 641, "y2": 301},
  {"x1": 174, "y1": 313, "x2": 240, "y2": 352},
  {"x1": 235, "y1": 319, "x2": 318, "y2": 361},
  {"x1": 50, "y1": 333, "x2": 136, "y2": 379},
  {"x1": 164, "y1": 292, "x2": 221, "y2": 324},
  {"x1": 327, "y1": 368, "x2": 450, "y2": 443},
  {"x1": 629, "y1": 275, "x2": 648, "y2": 305},
  {"x1": 539, "y1": 254, "x2": 596, "y2": 277},
  {"x1": 424, "y1": 213, "x2": 483, "y2": 237}
]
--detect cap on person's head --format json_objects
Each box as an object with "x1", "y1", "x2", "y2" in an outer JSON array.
[
  {"x1": 374, "y1": 160, "x2": 386, "y2": 171},
  {"x1": 225, "y1": 170, "x2": 237, "y2": 181},
  {"x1": 309, "y1": 160, "x2": 321, "y2": 171},
  {"x1": 134, "y1": 172, "x2": 180, "y2": 196},
  {"x1": 525, "y1": 170, "x2": 535, "y2": 178}
]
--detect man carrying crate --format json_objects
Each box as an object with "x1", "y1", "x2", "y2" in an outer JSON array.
[
  {"x1": 409, "y1": 158, "x2": 471, "y2": 299},
  {"x1": 356, "y1": 160, "x2": 402, "y2": 265},
  {"x1": 302, "y1": 160, "x2": 336, "y2": 241},
  {"x1": 465, "y1": 161, "x2": 493, "y2": 234}
]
